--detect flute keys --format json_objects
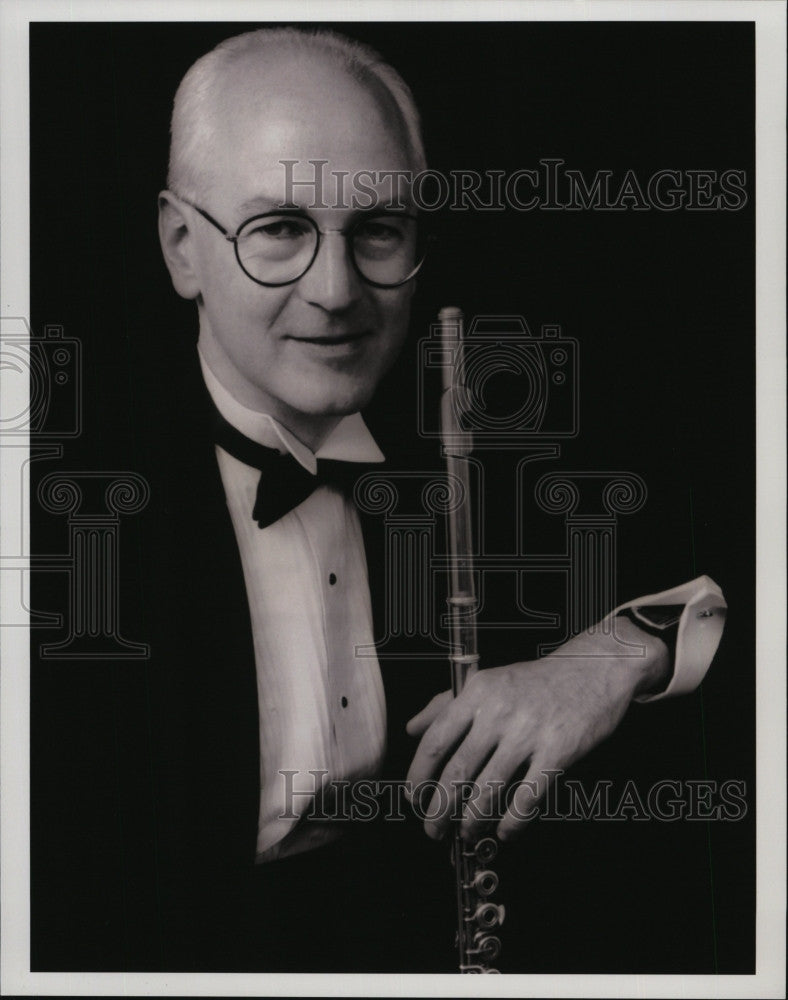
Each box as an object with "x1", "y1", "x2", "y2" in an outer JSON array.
[
  {"x1": 474, "y1": 932, "x2": 502, "y2": 963},
  {"x1": 474, "y1": 837, "x2": 498, "y2": 864},
  {"x1": 472, "y1": 869, "x2": 499, "y2": 897},
  {"x1": 474, "y1": 901, "x2": 506, "y2": 930}
]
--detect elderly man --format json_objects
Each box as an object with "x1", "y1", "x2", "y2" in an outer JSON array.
[{"x1": 32, "y1": 26, "x2": 727, "y2": 974}]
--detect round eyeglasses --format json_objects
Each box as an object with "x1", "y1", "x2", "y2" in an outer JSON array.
[{"x1": 178, "y1": 195, "x2": 430, "y2": 289}]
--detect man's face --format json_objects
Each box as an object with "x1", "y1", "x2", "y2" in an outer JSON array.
[{"x1": 179, "y1": 53, "x2": 417, "y2": 442}]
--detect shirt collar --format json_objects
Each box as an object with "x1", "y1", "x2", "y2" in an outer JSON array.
[{"x1": 198, "y1": 348, "x2": 385, "y2": 475}]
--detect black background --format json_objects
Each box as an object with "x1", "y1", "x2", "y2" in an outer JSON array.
[{"x1": 30, "y1": 21, "x2": 754, "y2": 973}]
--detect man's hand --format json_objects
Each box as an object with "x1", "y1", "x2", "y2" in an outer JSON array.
[{"x1": 405, "y1": 615, "x2": 670, "y2": 843}]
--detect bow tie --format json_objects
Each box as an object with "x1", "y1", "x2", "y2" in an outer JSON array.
[{"x1": 212, "y1": 407, "x2": 375, "y2": 529}]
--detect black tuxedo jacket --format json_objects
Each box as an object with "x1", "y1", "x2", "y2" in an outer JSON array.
[
  {"x1": 30, "y1": 352, "x2": 450, "y2": 971},
  {"x1": 30, "y1": 347, "x2": 750, "y2": 974}
]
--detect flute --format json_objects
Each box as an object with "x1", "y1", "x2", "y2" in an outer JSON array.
[{"x1": 438, "y1": 307, "x2": 505, "y2": 974}]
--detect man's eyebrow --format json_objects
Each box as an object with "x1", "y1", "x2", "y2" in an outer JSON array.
[
  {"x1": 236, "y1": 188, "x2": 419, "y2": 219},
  {"x1": 235, "y1": 196, "x2": 297, "y2": 218}
]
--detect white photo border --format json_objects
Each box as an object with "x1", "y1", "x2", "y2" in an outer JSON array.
[{"x1": 1, "y1": 1, "x2": 784, "y2": 996}]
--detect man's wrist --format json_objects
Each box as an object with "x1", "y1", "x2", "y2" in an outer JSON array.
[
  {"x1": 548, "y1": 617, "x2": 671, "y2": 700},
  {"x1": 612, "y1": 613, "x2": 671, "y2": 699}
]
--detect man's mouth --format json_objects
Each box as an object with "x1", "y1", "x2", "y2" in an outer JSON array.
[{"x1": 290, "y1": 330, "x2": 371, "y2": 346}]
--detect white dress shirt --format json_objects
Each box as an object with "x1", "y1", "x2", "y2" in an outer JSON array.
[
  {"x1": 199, "y1": 352, "x2": 727, "y2": 861},
  {"x1": 200, "y1": 353, "x2": 387, "y2": 861}
]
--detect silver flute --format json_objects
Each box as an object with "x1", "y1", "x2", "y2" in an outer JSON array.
[{"x1": 438, "y1": 307, "x2": 505, "y2": 974}]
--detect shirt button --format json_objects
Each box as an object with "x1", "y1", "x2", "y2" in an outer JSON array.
[
  {"x1": 341, "y1": 696, "x2": 348, "y2": 708},
  {"x1": 329, "y1": 573, "x2": 337, "y2": 585}
]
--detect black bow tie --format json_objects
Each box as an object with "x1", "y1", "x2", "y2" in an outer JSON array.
[{"x1": 212, "y1": 407, "x2": 376, "y2": 529}]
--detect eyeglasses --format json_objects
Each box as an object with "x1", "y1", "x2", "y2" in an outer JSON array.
[{"x1": 177, "y1": 195, "x2": 430, "y2": 289}]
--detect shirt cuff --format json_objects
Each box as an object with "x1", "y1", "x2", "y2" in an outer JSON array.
[{"x1": 610, "y1": 575, "x2": 727, "y2": 703}]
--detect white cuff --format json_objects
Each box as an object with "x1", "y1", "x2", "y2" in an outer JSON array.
[{"x1": 611, "y1": 575, "x2": 727, "y2": 703}]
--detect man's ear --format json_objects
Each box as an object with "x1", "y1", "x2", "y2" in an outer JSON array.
[{"x1": 158, "y1": 191, "x2": 202, "y2": 300}]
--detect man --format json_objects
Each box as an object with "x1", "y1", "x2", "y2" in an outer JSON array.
[{"x1": 31, "y1": 26, "x2": 729, "y2": 974}]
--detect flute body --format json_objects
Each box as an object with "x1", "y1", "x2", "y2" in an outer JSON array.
[{"x1": 438, "y1": 307, "x2": 505, "y2": 974}]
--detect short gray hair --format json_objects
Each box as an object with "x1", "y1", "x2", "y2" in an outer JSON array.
[{"x1": 168, "y1": 27, "x2": 427, "y2": 202}]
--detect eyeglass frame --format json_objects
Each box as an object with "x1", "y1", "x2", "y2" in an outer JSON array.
[{"x1": 174, "y1": 193, "x2": 432, "y2": 289}]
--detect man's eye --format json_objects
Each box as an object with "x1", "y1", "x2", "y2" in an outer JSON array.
[
  {"x1": 354, "y1": 220, "x2": 405, "y2": 245},
  {"x1": 245, "y1": 218, "x2": 310, "y2": 240}
]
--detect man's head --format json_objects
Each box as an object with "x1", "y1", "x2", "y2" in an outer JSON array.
[{"x1": 158, "y1": 28, "x2": 427, "y2": 447}]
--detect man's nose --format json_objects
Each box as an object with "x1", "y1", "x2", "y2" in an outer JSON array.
[{"x1": 297, "y1": 231, "x2": 363, "y2": 313}]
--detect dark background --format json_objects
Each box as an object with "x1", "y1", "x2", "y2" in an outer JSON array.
[{"x1": 30, "y1": 21, "x2": 754, "y2": 973}]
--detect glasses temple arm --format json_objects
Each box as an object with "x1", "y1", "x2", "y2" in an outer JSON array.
[{"x1": 172, "y1": 193, "x2": 235, "y2": 242}]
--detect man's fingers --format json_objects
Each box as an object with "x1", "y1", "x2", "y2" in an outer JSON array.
[
  {"x1": 419, "y1": 726, "x2": 495, "y2": 840},
  {"x1": 496, "y1": 759, "x2": 556, "y2": 842},
  {"x1": 405, "y1": 689, "x2": 453, "y2": 738},
  {"x1": 406, "y1": 695, "x2": 474, "y2": 790},
  {"x1": 458, "y1": 742, "x2": 527, "y2": 842}
]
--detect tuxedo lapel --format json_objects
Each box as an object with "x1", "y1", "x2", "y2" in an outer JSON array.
[{"x1": 144, "y1": 354, "x2": 261, "y2": 870}]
